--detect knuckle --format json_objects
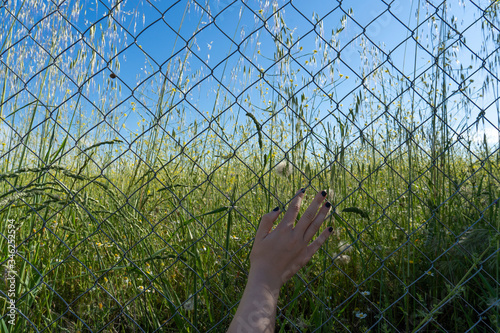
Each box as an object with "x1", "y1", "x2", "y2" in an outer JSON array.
[
  {"x1": 290, "y1": 203, "x2": 301, "y2": 212},
  {"x1": 313, "y1": 218, "x2": 324, "y2": 229},
  {"x1": 303, "y1": 210, "x2": 314, "y2": 221}
]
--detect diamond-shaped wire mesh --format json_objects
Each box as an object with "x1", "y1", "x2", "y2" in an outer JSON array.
[{"x1": 1, "y1": 0, "x2": 499, "y2": 332}]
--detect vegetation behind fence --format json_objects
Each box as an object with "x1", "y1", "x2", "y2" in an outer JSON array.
[{"x1": 1, "y1": 0, "x2": 499, "y2": 332}]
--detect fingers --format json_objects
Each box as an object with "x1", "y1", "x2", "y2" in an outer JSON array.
[
  {"x1": 295, "y1": 190, "x2": 328, "y2": 233},
  {"x1": 303, "y1": 201, "x2": 332, "y2": 242},
  {"x1": 277, "y1": 188, "x2": 305, "y2": 229},
  {"x1": 305, "y1": 226, "x2": 334, "y2": 260},
  {"x1": 255, "y1": 207, "x2": 281, "y2": 240}
]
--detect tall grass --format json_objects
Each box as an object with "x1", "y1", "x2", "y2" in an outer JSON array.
[{"x1": 1, "y1": 0, "x2": 499, "y2": 332}]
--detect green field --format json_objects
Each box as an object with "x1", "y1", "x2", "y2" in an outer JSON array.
[{"x1": 1, "y1": 134, "x2": 499, "y2": 332}]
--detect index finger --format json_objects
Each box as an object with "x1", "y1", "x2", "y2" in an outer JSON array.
[{"x1": 277, "y1": 188, "x2": 306, "y2": 229}]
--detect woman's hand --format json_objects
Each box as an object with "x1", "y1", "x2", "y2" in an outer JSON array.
[
  {"x1": 249, "y1": 188, "x2": 333, "y2": 288},
  {"x1": 228, "y1": 188, "x2": 333, "y2": 332}
]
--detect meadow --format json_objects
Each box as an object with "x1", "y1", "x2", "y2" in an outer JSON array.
[{"x1": 1, "y1": 0, "x2": 500, "y2": 332}]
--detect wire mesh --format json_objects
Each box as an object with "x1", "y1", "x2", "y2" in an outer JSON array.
[{"x1": 1, "y1": 0, "x2": 500, "y2": 332}]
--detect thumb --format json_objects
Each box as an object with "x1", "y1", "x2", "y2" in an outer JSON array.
[{"x1": 255, "y1": 207, "x2": 280, "y2": 240}]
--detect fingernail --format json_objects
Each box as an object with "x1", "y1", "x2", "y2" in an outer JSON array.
[
  {"x1": 328, "y1": 226, "x2": 333, "y2": 232},
  {"x1": 273, "y1": 206, "x2": 280, "y2": 211},
  {"x1": 301, "y1": 188, "x2": 306, "y2": 193},
  {"x1": 325, "y1": 201, "x2": 331, "y2": 208},
  {"x1": 321, "y1": 190, "x2": 327, "y2": 197}
]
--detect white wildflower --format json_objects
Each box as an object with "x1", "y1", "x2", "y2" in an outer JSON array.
[
  {"x1": 183, "y1": 296, "x2": 194, "y2": 311},
  {"x1": 487, "y1": 297, "x2": 500, "y2": 309},
  {"x1": 335, "y1": 254, "x2": 351, "y2": 265},
  {"x1": 296, "y1": 317, "x2": 308, "y2": 330},
  {"x1": 338, "y1": 240, "x2": 353, "y2": 253},
  {"x1": 275, "y1": 160, "x2": 293, "y2": 177},
  {"x1": 355, "y1": 312, "x2": 367, "y2": 319}
]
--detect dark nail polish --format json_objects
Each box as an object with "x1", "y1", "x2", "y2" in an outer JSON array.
[
  {"x1": 273, "y1": 206, "x2": 280, "y2": 211},
  {"x1": 326, "y1": 201, "x2": 331, "y2": 208},
  {"x1": 321, "y1": 190, "x2": 327, "y2": 197},
  {"x1": 329, "y1": 226, "x2": 333, "y2": 232},
  {"x1": 301, "y1": 188, "x2": 306, "y2": 193}
]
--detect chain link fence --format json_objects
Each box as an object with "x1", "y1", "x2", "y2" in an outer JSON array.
[{"x1": 1, "y1": 0, "x2": 500, "y2": 331}]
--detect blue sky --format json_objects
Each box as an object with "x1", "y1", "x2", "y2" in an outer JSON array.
[
  {"x1": 94, "y1": 0, "x2": 498, "y2": 145},
  {"x1": 1, "y1": 0, "x2": 499, "y2": 159}
]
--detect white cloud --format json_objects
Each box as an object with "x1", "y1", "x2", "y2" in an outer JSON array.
[{"x1": 472, "y1": 126, "x2": 499, "y2": 147}]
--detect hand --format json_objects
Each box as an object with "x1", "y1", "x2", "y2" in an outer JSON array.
[
  {"x1": 227, "y1": 188, "x2": 333, "y2": 332},
  {"x1": 249, "y1": 188, "x2": 333, "y2": 288}
]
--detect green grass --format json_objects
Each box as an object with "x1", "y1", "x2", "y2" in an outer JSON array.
[
  {"x1": 1, "y1": 1, "x2": 500, "y2": 332},
  {"x1": 0, "y1": 148, "x2": 498, "y2": 332}
]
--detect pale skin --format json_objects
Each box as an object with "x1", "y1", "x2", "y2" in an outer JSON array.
[{"x1": 227, "y1": 188, "x2": 333, "y2": 333}]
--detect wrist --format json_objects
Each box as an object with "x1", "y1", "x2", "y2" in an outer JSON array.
[{"x1": 248, "y1": 266, "x2": 283, "y2": 293}]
